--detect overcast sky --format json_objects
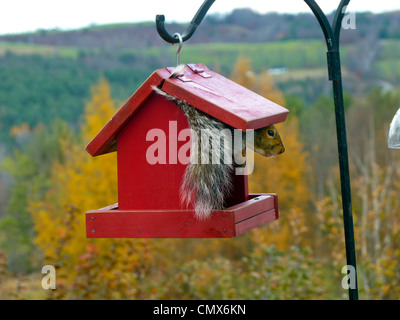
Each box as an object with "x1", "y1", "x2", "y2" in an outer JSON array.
[{"x1": 0, "y1": 0, "x2": 399, "y2": 35}]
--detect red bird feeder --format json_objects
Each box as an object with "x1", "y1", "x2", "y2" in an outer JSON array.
[{"x1": 85, "y1": 64, "x2": 289, "y2": 238}]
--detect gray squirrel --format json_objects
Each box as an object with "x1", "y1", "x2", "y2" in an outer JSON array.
[{"x1": 153, "y1": 66, "x2": 285, "y2": 220}]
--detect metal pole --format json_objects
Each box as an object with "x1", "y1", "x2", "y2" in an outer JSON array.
[{"x1": 304, "y1": 0, "x2": 358, "y2": 300}]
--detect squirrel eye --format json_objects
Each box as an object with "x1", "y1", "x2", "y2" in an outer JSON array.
[{"x1": 267, "y1": 130, "x2": 275, "y2": 137}]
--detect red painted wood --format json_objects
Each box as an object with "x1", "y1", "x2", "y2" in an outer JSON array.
[
  {"x1": 86, "y1": 69, "x2": 171, "y2": 157},
  {"x1": 230, "y1": 194, "x2": 276, "y2": 222},
  {"x1": 235, "y1": 209, "x2": 277, "y2": 236},
  {"x1": 117, "y1": 94, "x2": 191, "y2": 210},
  {"x1": 224, "y1": 174, "x2": 248, "y2": 208},
  {"x1": 86, "y1": 194, "x2": 278, "y2": 238},
  {"x1": 86, "y1": 210, "x2": 235, "y2": 238},
  {"x1": 161, "y1": 64, "x2": 289, "y2": 130}
]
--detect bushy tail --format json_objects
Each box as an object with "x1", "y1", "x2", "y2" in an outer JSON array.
[
  {"x1": 179, "y1": 113, "x2": 233, "y2": 220},
  {"x1": 152, "y1": 66, "x2": 233, "y2": 219},
  {"x1": 181, "y1": 161, "x2": 233, "y2": 220}
]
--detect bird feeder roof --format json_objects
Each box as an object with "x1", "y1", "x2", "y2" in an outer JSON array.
[{"x1": 86, "y1": 63, "x2": 289, "y2": 157}]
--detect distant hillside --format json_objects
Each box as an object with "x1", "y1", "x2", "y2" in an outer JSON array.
[
  {"x1": 1, "y1": 9, "x2": 400, "y2": 152},
  {"x1": 2, "y1": 9, "x2": 400, "y2": 48}
]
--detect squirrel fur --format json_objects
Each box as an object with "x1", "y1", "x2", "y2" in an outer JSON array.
[{"x1": 152, "y1": 65, "x2": 285, "y2": 220}]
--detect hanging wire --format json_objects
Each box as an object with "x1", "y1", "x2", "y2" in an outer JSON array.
[{"x1": 173, "y1": 33, "x2": 183, "y2": 66}]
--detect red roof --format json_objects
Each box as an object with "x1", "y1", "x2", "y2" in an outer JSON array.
[{"x1": 86, "y1": 64, "x2": 289, "y2": 157}]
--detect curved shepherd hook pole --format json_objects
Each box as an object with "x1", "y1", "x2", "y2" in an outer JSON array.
[
  {"x1": 156, "y1": 0, "x2": 216, "y2": 44},
  {"x1": 304, "y1": 0, "x2": 359, "y2": 300}
]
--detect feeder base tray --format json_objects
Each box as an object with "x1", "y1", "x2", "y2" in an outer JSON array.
[{"x1": 86, "y1": 194, "x2": 278, "y2": 238}]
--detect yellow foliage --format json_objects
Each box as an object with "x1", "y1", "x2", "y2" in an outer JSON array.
[
  {"x1": 249, "y1": 117, "x2": 311, "y2": 211},
  {"x1": 231, "y1": 56, "x2": 314, "y2": 250},
  {"x1": 258, "y1": 70, "x2": 286, "y2": 106},
  {"x1": 230, "y1": 56, "x2": 286, "y2": 106},
  {"x1": 83, "y1": 77, "x2": 116, "y2": 142},
  {"x1": 230, "y1": 56, "x2": 257, "y2": 89},
  {"x1": 229, "y1": 56, "x2": 314, "y2": 250},
  {"x1": 248, "y1": 117, "x2": 312, "y2": 249},
  {"x1": 10, "y1": 122, "x2": 30, "y2": 137}
]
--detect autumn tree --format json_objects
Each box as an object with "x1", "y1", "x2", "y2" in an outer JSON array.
[
  {"x1": 298, "y1": 96, "x2": 337, "y2": 199},
  {"x1": 230, "y1": 56, "x2": 257, "y2": 90},
  {"x1": 230, "y1": 56, "x2": 285, "y2": 106},
  {"x1": 248, "y1": 117, "x2": 314, "y2": 249},
  {"x1": 0, "y1": 120, "x2": 73, "y2": 273},
  {"x1": 312, "y1": 89, "x2": 400, "y2": 299},
  {"x1": 345, "y1": 89, "x2": 400, "y2": 299}
]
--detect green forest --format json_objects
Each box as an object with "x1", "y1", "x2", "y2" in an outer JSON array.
[{"x1": 1, "y1": 9, "x2": 400, "y2": 299}]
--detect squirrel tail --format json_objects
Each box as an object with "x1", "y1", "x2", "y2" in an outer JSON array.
[
  {"x1": 152, "y1": 67, "x2": 233, "y2": 219},
  {"x1": 179, "y1": 121, "x2": 233, "y2": 220}
]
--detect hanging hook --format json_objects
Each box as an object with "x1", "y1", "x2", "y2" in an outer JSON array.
[
  {"x1": 304, "y1": 0, "x2": 350, "y2": 50},
  {"x1": 173, "y1": 33, "x2": 183, "y2": 66},
  {"x1": 156, "y1": 0, "x2": 215, "y2": 44}
]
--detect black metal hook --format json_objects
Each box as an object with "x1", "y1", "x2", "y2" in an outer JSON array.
[
  {"x1": 156, "y1": 0, "x2": 216, "y2": 44},
  {"x1": 304, "y1": 0, "x2": 350, "y2": 50}
]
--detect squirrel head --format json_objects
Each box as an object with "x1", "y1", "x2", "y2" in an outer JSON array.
[{"x1": 253, "y1": 125, "x2": 285, "y2": 157}]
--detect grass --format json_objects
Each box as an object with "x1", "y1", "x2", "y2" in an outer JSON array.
[
  {"x1": 176, "y1": 40, "x2": 327, "y2": 71},
  {"x1": 0, "y1": 273, "x2": 48, "y2": 300},
  {"x1": 82, "y1": 21, "x2": 154, "y2": 30},
  {"x1": 375, "y1": 59, "x2": 400, "y2": 82},
  {"x1": 120, "y1": 39, "x2": 329, "y2": 75},
  {"x1": 273, "y1": 67, "x2": 327, "y2": 82},
  {"x1": 378, "y1": 39, "x2": 400, "y2": 60},
  {"x1": 0, "y1": 42, "x2": 78, "y2": 59},
  {"x1": 372, "y1": 39, "x2": 400, "y2": 81}
]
